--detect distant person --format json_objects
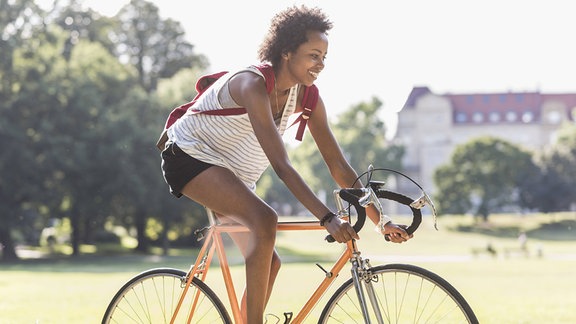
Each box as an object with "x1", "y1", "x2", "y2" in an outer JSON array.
[
  {"x1": 160, "y1": 5, "x2": 412, "y2": 323},
  {"x1": 518, "y1": 231, "x2": 528, "y2": 254}
]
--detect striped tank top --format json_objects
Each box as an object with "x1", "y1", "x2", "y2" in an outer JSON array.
[{"x1": 167, "y1": 66, "x2": 299, "y2": 190}]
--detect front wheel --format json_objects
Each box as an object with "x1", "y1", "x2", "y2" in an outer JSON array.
[
  {"x1": 319, "y1": 264, "x2": 478, "y2": 323},
  {"x1": 102, "y1": 268, "x2": 231, "y2": 324}
]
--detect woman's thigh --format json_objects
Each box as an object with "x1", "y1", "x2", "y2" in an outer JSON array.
[{"x1": 180, "y1": 166, "x2": 277, "y2": 232}]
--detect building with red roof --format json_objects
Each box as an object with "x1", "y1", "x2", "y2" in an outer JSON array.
[{"x1": 393, "y1": 86, "x2": 576, "y2": 197}]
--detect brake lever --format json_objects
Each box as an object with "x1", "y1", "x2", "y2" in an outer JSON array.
[{"x1": 410, "y1": 191, "x2": 439, "y2": 230}]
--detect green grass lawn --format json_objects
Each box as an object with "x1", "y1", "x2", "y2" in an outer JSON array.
[{"x1": 1, "y1": 213, "x2": 575, "y2": 323}]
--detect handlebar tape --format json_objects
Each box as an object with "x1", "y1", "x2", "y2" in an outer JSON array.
[{"x1": 325, "y1": 189, "x2": 422, "y2": 243}]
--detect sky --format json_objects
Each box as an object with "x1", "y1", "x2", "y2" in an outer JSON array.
[{"x1": 84, "y1": 0, "x2": 576, "y2": 137}]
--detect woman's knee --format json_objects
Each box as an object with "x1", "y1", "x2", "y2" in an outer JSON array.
[{"x1": 246, "y1": 205, "x2": 278, "y2": 238}]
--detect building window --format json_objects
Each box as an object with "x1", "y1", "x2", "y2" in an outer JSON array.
[
  {"x1": 489, "y1": 111, "x2": 500, "y2": 122},
  {"x1": 516, "y1": 94, "x2": 524, "y2": 102},
  {"x1": 472, "y1": 112, "x2": 484, "y2": 123},
  {"x1": 505, "y1": 111, "x2": 518, "y2": 122},
  {"x1": 456, "y1": 112, "x2": 467, "y2": 123},
  {"x1": 499, "y1": 94, "x2": 507, "y2": 103},
  {"x1": 522, "y1": 111, "x2": 534, "y2": 123},
  {"x1": 546, "y1": 111, "x2": 562, "y2": 124}
]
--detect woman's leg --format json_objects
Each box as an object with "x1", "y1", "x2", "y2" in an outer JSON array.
[
  {"x1": 220, "y1": 225, "x2": 282, "y2": 322},
  {"x1": 180, "y1": 166, "x2": 278, "y2": 324}
]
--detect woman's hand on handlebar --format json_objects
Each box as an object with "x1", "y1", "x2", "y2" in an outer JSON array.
[
  {"x1": 380, "y1": 222, "x2": 413, "y2": 243},
  {"x1": 324, "y1": 217, "x2": 359, "y2": 243}
]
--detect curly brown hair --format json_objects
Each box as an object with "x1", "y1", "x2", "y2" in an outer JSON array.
[{"x1": 258, "y1": 5, "x2": 333, "y2": 67}]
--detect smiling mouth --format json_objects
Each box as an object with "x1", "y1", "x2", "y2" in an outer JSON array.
[{"x1": 309, "y1": 71, "x2": 319, "y2": 78}]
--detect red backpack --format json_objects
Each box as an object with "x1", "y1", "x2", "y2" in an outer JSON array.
[{"x1": 155, "y1": 64, "x2": 319, "y2": 150}]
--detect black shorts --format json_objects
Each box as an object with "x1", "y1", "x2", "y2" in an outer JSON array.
[{"x1": 161, "y1": 142, "x2": 214, "y2": 198}]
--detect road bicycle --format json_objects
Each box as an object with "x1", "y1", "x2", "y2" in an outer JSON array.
[{"x1": 102, "y1": 166, "x2": 478, "y2": 323}]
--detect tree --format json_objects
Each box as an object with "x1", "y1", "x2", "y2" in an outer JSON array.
[
  {"x1": 50, "y1": 0, "x2": 208, "y2": 253},
  {"x1": 113, "y1": 0, "x2": 207, "y2": 93},
  {"x1": 0, "y1": 0, "x2": 51, "y2": 261},
  {"x1": 433, "y1": 137, "x2": 537, "y2": 221},
  {"x1": 523, "y1": 123, "x2": 576, "y2": 212},
  {"x1": 332, "y1": 97, "x2": 404, "y2": 175},
  {"x1": 60, "y1": 39, "x2": 139, "y2": 254},
  {"x1": 12, "y1": 22, "x2": 138, "y2": 256},
  {"x1": 53, "y1": 0, "x2": 118, "y2": 59},
  {"x1": 0, "y1": 0, "x2": 212, "y2": 260}
]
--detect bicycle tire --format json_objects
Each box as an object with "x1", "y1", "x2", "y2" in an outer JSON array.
[
  {"x1": 319, "y1": 264, "x2": 478, "y2": 324},
  {"x1": 102, "y1": 268, "x2": 231, "y2": 324}
]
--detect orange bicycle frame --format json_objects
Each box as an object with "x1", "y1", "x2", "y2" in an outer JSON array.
[{"x1": 170, "y1": 209, "x2": 357, "y2": 324}]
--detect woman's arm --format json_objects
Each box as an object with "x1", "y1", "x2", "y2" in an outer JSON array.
[
  {"x1": 307, "y1": 95, "x2": 412, "y2": 243},
  {"x1": 228, "y1": 72, "x2": 358, "y2": 243}
]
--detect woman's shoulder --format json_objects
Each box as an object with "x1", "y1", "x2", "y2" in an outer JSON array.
[
  {"x1": 227, "y1": 63, "x2": 272, "y2": 81},
  {"x1": 225, "y1": 64, "x2": 274, "y2": 95}
]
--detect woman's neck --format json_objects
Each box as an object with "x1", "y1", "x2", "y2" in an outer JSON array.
[{"x1": 273, "y1": 64, "x2": 297, "y2": 93}]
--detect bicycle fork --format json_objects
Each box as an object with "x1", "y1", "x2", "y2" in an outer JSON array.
[{"x1": 350, "y1": 255, "x2": 386, "y2": 324}]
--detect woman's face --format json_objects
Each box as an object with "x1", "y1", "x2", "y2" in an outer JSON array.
[{"x1": 285, "y1": 30, "x2": 328, "y2": 87}]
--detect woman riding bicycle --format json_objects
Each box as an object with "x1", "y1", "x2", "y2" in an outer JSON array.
[{"x1": 161, "y1": 5, "x2": 412, "y2": 323}]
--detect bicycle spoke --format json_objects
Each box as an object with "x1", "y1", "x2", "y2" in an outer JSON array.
[
  {"x1": 102, "y1": 269, "x2": 231, "y2": 324},
  {"x1": 327, "y1": 293, "x2": 362, "y2": 323},
  {"x1": 320, "y1": 264, "x2": 477, "y2": 323}
]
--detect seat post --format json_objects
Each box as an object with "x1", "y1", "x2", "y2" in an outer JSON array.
[{"x1": 205, "y1": 207, "x2": 218, "y2": 226}]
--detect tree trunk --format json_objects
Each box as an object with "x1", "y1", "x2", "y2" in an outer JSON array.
[
  {"x1": 82, "y1": 216, "x2": 95, "y2": 245},
  {"x1": 0, "y1": 227, "x2": 19, "y2": 261},
  {"x1": 477, "y1": 201, "x2": 490, "y2": 223},
  {"x1": 134, "y1": 210, "x2": 149, "y2": 253},
  {"x1": 162, "y1": 213, "x2": 170, "y2": 256},
  {"x1": 70, "y1": 211, "x2": 81, "y2": 256}
]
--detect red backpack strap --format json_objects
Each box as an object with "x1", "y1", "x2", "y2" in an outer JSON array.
[
  {"x1": 164, "y1": 71, "x2": 229, "y2": 129},
  {"x1": 196, "y1": 71, "x2": 228, "y2": 92},
  {"x1": 252, "y1": 63, "x2": 275, "y2": 94},
  {"x1": 164, "y1": 101, "x2": 194, "y2": 129},
  {"x1": 164, "y1": 65, "x2": 275, "y2": 129},
  {"x1": 187, "y1": 65, "x2": 274, "y2": 117},
  {"x1": 292, "y1": 84, "x2": 319, "y2": 141}
]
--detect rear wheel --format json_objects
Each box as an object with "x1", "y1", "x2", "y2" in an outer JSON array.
[
  {"x1": 319, "y1": 264, "x2": 478, "y2": 323},
  {"x1": 102, "y1": 268, "x2": 231, "y2": 323}
]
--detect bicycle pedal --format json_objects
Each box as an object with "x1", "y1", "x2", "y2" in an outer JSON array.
[{"x1": 283, "y1": 312, "x2": 293, "y2": 324}]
